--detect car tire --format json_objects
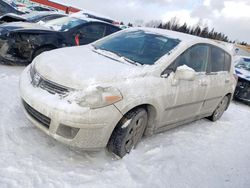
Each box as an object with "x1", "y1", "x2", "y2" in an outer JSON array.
[
  {"x1": 107, "y1": 108, "x2": 148, "y2": 158},
  {"x1": 208, "y1": 95, "x2": 230, "y2": 122}
]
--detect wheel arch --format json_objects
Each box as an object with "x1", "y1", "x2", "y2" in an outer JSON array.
[
  {"x1": 106, "y1": 103, "x2": 158, "y2": 156},
  {"x1": 114, "y1": 103, "x2": 158, "y2": 136}
]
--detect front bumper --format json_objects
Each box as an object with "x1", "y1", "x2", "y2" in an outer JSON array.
[
  {"x1": 0, "y1": 38, "x2": 30, "y2": 65},
  {"x1": 20, "y1": 67, "x2": 123, "y2": 150},
  {"x1": 234, "y1": 77, "x2": 250, "y2": 105}
]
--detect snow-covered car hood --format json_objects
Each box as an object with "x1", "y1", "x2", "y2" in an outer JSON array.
[
  {"x1": 0, "y1": 13, "x2": 26, "y2": 22},
  {"x1": 0, "y1": 22, "x2": 54, "y2": 35},
  {"x1": 34, "y1": 45, "x2": 143, "y2": 89},
  {"x1": 234, "y1": 56, "x2": 250, "y2": 82},
  {"x1": 235, "y1": 68, "x2": 250, "y2": 82}
]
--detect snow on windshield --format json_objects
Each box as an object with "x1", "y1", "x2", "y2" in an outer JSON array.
[
  {"x1": 236, "y1": 57, "x2": 250, "y2": 71},
  {"x1": 44, "y1": 17, "x2": 86, "y2": 31},
  {"x1": 93, "y1": 30, "x2": 180, "y2": 65}
]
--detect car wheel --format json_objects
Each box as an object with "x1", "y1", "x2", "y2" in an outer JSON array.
[
  {"x1": 107, "y1": 108, "x2": 148, "y2": 158},
  {"x1": 208, "y1": 96, "x2": 229, "y2": 122}
]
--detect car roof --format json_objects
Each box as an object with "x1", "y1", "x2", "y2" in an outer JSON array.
[
  {"x1": 23, "y1": 11, "x2": 65, "y2": 18},
  {"x1": 71, "y1": 10, "x2": 114, "y2": 22},
  {"x1": 69, "y1": 14, "x2": 117, "y2": 26},
  {"x1": 127, "y1": 27, "x2": 232, "y2": 54},
  {"x1": 0, "y1": 11, "x2": 65, "y2": 22},
  {"x1": 70, "y1": 12, "x2": 114, "y2": 24}
]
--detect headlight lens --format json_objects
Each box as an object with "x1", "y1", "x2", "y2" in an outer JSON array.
[
  {"x1": 29, "y1": 63, "x2": 36, "y2": 79},
  {"x1": 67, "y1": 86, "x2": 123, "y2": 109}
]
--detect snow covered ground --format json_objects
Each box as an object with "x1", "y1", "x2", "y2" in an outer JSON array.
[{"x1": 0, "y1": 64, "x2": 250, "y2": 188}]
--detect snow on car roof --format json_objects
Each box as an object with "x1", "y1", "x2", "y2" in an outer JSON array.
[
  {"x1": 72, "y1": 10, "x2": 113, "y2": 21},
  {"x1": 69, "y1": 12, "x2": 113, "y2": 24},
  {"x1": 0, "y1": 11, "x2": 65, "y2": 22},
  {"x1": 126, "y1": 27, "x2": 232, "y2": 54},
  {"x1": 22, "y1": 11, "x2": 65, "y2": 19}
]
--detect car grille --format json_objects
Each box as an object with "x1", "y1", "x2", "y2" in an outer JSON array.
[
  {"x1": 30, "y1": 66, "x2": 71, "y2": 96},
  {"x1": 23, "y1": 100, "x2": 51, "y2": 129},
  {"x1": 39, "y1": 78, "x2": 70, "y2": 96}
]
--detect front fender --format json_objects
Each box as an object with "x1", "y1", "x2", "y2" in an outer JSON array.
[{"x1": 114, "y1": 96, "x2": 163, "y2": 135}]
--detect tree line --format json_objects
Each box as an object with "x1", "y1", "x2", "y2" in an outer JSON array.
[{"x1": 144, "y1": 18, "x2": 248, "y2": 46}]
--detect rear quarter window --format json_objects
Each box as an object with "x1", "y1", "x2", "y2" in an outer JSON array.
[
  {"x1": 105, "y1": 26, "x2": 120, "y2": 36},
  {"x1": 210, "y1": 46, "x2": 225, "y2": 72},
  {"x1": 224, "y1": 53, "x2": 231, "y2": 72},
  {"x1": 209, "y1": 46, "x2": 231, "y2": 73}
]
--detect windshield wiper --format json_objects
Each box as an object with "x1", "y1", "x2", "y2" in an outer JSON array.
[
  {"x1": 92, "y1": 46, "x2": 141, "y2": 66},
  {"x1": 92, "y1": 47, "x2": 122, "y2": 63},
  {"x1": 120, "y1": 56, "x2": 141, "y2": 66},
  {"x1": 92, "y1": 48, "x2": 121, "y2": 59}
]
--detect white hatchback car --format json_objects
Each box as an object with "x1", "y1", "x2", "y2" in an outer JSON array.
[{"x1": 20, "y1": 28, "x2": 236, "y2": 158}]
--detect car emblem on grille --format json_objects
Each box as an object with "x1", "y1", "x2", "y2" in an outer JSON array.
[{"x1": 32, "y1": 73, "x2": 41, "y2": 87}]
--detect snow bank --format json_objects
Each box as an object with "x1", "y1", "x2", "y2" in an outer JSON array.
[{"x1": 0, "y1": 65, "x2": 250, "y2": 188}]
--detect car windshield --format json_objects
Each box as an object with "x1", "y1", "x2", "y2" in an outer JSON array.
[
  {"x1": 236, "y1": 58, "x2": 250, "y2": 71},
  {"x1": 43, "y1": 17, "x2": 86, "y2": 31},
  {"x1": 22, "y1": 12, "x2": 47, "y2": 22},
  {"x1": 93, "y1": 30, "x2": 180, "y2": 65}
]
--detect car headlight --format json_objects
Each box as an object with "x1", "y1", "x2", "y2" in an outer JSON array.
[
  {"x1": 29, "y1": 64, "x2": 36, "y2": 79},
  {"x1": 67, "y1": 86, "x2": 123, "y2": 109}
]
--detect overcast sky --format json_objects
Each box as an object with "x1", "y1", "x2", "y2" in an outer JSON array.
[{"x1": 56, "y1": 0, "x2": 250, "y2": 43}]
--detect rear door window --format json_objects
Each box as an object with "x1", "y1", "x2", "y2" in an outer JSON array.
[
  {"x1": 207, "y1": 46, "x2": 231, "y2": 73},
  {"x1": 224, "y1": 53, "x2": 231, "y2": 72},
  {"x1": 167, "y1": 44, "x2": 209, "y2": 73},
  {"x1": 105, "y1": 25, "x2": 120, "y2": 36},
  {"x1": 210, "y1": 46, "x2": 225, "y2": 72}
]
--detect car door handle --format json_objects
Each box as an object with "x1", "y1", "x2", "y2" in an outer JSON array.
[{"x1": 225, "y1": 79, "x2": 230, "y2": 83}]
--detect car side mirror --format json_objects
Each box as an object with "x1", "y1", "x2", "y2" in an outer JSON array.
[
  {"x1": 161, "y1": 68, "x2": 175, "y2": 78},
  {"x1": 174, "y1": 66, "x2": 195, "y2": 81}
]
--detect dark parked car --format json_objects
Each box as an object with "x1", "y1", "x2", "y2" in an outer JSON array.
[
  {"x1": 0, "y1": 11, "x2": 66, "y2": 24},
  {"x1": 27, "y1": 5, "x2": 57, "y2": 12},
  {"x1": 234, "y1": 56, "x2": 250, "y2": 105},
  {"x1": 72, "y1": 11, "x2": 118, "y2": 24},
  {"x1": 0, "y1": 0, "x2": 23, "y2": 16},
  {"x1": 0, "y1": 16, "x2": 121, "y2": 65}
]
